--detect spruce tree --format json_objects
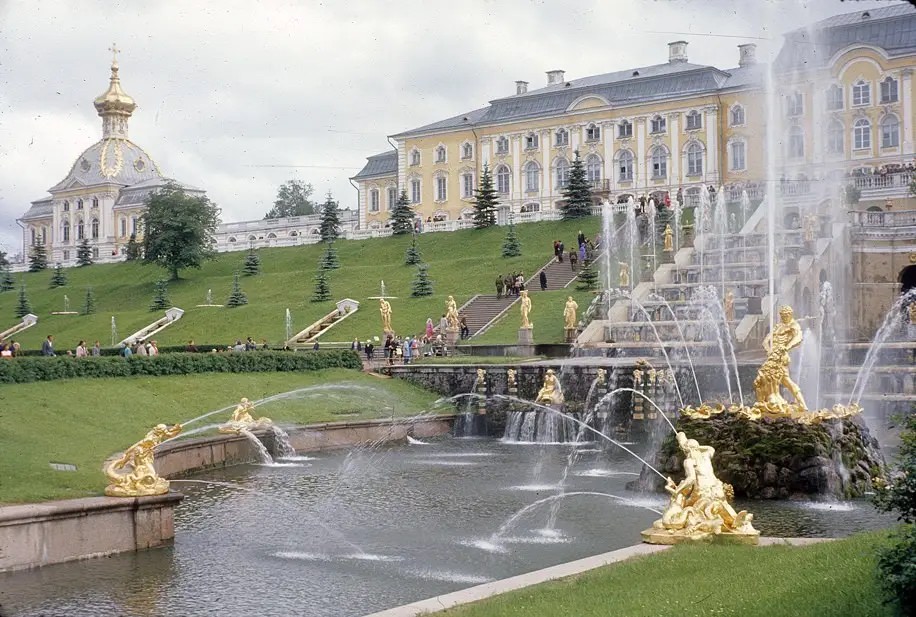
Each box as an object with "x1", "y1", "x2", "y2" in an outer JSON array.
[
  {"x1": 125, "y1": 233, "x2": 142, "y2": 261},
  {"x1": 242, "y1": 249, "x2": 261, "y2": 276},
  {"x1": 320, "y1": 242, "x2": 340, "y2": 270},
  {"x1": 226, "y1": 272, "x2": 248, "y2": 307},
  {"x1": 411, "y1": 263, "x2": 434, "y2": 297},
  {"x1": 501, "y1": 219, "x2": 522, "y2": 257},
  {"x1": 404, "y1": 233, "x2": 422, "y2": 265},
  {"x1": 28, "y1": 243, "x2": 48, "y2": 272},
  {"x1": 389, "y1": 190, "x2": 414, "y2": 235},
  {"x1": 0, "y1": 269, "x2": 14, "y2": 293},
  {"x1": 319, "y1": 192, "x2": 342, "y2": 243},
  {"x1": 15, "y1": 283, "x2": 32, "y2": 318},
  {"x1": 576, "y1": 260, "x2": 599, "y2": 291},
  {"x1": 82, "y1": 287, "x2": 96, "y2": 315},
  {"x1": 311, "y1": 266, "x2": 331, "y2": 302},
  {"x1": 149, "y1": 279, "x2": 171, "y2": 311},
  {"x1": 49, "y1": 263, "x2": 68, "y2": 288},
  {"x1": 561, "y1": 151, "x2": 593, "y2": 220},
  {"x1": 76, "y1": 238, "x2": 93, "y2": 266},
  {"x1": 472, "y1": 163, "x2": 499, "y2": 228}
]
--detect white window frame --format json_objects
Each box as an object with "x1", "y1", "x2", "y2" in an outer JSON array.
[
  {"x1": 617, "y1": 150, "x2": 634, "y2": 181},
  {"x1": 62, "y1": 220, "x2": 70, "y2": 242},
  {"x1": 853, "y1": 118, "x2": 871, "y2": 150},
  {"x1": 496, "y1": 136, "x2": 509, "y2": 154},
  {"x1": 555, "y1": 159, "x2": 570, "y2": 189},
  {"x1": 461, "y1": 142, "x2": 473, "y2": 160},
  {"x1": 880, "y1": 115, "x2": 899, "y2": 148},
  {"x1": 788, "y1": 126, "x2": 805, "y2": 158},
  {"x1": 435, "y1": 146, "x2": 447, "y2": 163},
  {"x1": 496, "y1": 165, "x2": 510, "y2": 194},
  {"x1": 555, "y1": 128, "x2": 569, "y2": 147},
  {"x1": 369, "y1": 188, "x2": 380, "y2": 212},
  {"x1": 585, "y1": 123, "x2": 600, "y2": 142},
  {"x1": 730, "y1": 105, "x2": 745, "y2": 126},
  {"x1": 586, "y1": 154, "x2": 601, "y2": 184},
  {"x1": 650, "y1": 147, "x2": 667, "y2": 178},
  {"x1": 650, "y1": 115, "x2": 666, "y2": 134},
  {"x1": 435, "y1": 175, "x2": 447, "y2": 201},
  {"x1": 409, "y1": 149, "x2": 421, "y2": 166},
  {"x1": 461, "y1": 172, "x2": 474, "y2": 198},
  {"x1": 826, "y1": 85, "x2": 843, "y2": 111},
  {"x1": 387, "y1": 186, "x2": 397, "y2": 209},
  {"x1": 685, "y1": 111, "x2": 702, "y2": 130},
  {"x1": 410, "y1": 179, "x2": 421, "y2": 204},
  {"x1": 787, "y1": 92, "x2": 803, "y2": 116},
  {"x1": 91, "y1": 218, "x2": 99, "y2": 239},
  {"x1": 852, "y1": 81, "x2": 870, "y2": 107},
  {"x1": 686, "y1": 143, "x2": 703, "y2": 176},
  {"x1": 524, "y1": 133, "x2": 539, "y2": 150},
  {"x1": 729, "y1": 140, "x2": 746, "y2": 171},
  {"x1": 524, "y1": 161, "x2": 540, "y2": 192},
  {"x1": 880, "y1": 77, "x2": 898, "y2": 104},
  {"x1": 618, "y1": 120, "x2": 633, "y2": 138},
  {"x1": 826, "y1": 120, "x2": 844, "y2": 154}
]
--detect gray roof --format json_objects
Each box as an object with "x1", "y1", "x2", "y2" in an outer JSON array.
[
  {"x1": 20, "y1": 199, "x2": 52, "y2": 221},
  {"x1": 776, "y1": 3, "x2": 916, "y2": 71},
  {"x1": 351, "y1": 150, "x2": 398, "y2": 180},
  {"x1": 114, "y1": 178, "x2": 204, "y2": 208},
  {"x1": 49, "y1": 138, "x2": 163, "y2": 192}
]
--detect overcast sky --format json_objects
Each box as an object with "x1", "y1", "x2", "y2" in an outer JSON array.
[{"x1": 0, "y1": 0, "x2": 895, "y2": 256}]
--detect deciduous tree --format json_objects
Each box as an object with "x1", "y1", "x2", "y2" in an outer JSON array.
[{"x1": 142, "y1": 182, "x2": 220, "y2": 280}]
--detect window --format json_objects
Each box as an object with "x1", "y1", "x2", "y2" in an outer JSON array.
[
  {"x1": 651, "y1": 147, "x2": 667, "y2": 178},
  {"x1": 881, "y1": 77, "x2": 898, "y2": 103},
  {"x1": 853, "y1": 118, "x2": 871, "y2": 149},
  {"x1": 496, "y1": 165, "x2": 510, "y2": 194},
  {"x1": 462, "y1": 173, "x2": 474, "y2": 198},
  {"x1": 77, "y1": 199, "x2": 84, "y2": 210},
  {"x1": 435, "y1": 146, "x2": 446, "y2": 163},
  {"x1": 521, "y1": 203, "x2": 540, "y2": 213},
  {"x1": 92, "y1": 197, "x2": 99, "y2": 208},
  {"x1": 555, "y1": 159, "x2": 570, "y2": 189},
  {"x1": 41, "y1": 227, "x2": 46, "y2": 244},
  {"x1": 618, "y1": 120, "x2": 632, "y2": 138},
  {"x1": 685, "y1": 111, "x2": 702, "y2": 130},
  {"x1": 617, "y1": 150, "x2": 634, "y2": 181},
  {"x1": 91, "y1": 218, "x2": 99, "y2": 239},
  {"x1": 555, "y1": 128, "x2": 569, "y2": 146},
  {"x1": 881, "y1": 115, "x2": 899, "y2": 148},
  {"x1": 686, "y1": 143, "x2": 703, "y2": 176},
  {"x1": 461, "y1": 143, "x2": 473, "y2": 159},
  {"x1": 77, "y1": 219, "x2": 85, "y2": 240},
  {"x1": 585, "y1": 123, "x2": 600, "y2": 141},
  {"x1": 435, "y1": 175, "x2": 447, "y2": 201},
  {"x1": 786, "y1": 92, "x2": 803, "y2": 116},
  {"x1": 826, "y1": 85, "x2": 843, "y2": 111},
  {"x1": 120, "y1": 218, "x2": 127, "y2": 237},
  {"x1": 410, "y1": 149, "x2": 420, "y2": 166},
  {"x1": 650, "y1": 115, "x2": 666, "y2": 133},
  {"x1": 131, "y1": 217, "x2": 138, "y2": 234},
  {"x1": 788, "y1": 126, "x2": 804, "y2": 158},
  {"x1": 524, "y1": 133, "x2": 539, "y2": 150},
  {"x1": 524, "y1": 161, "x2": 540, "y2": 192},
  {"x1": 410, "y1": 179, "x2": 421, "y2": 204},
  {"x1": 852, "y1": 81, "x2": 870, "y2": 106},
  {"x1": 30, "y1": 229, "x2": 35, "y2": 245},
  {"x1": 92, "y1": 247, "x2": 99, "y2": 259},
  {"x1": 730, "y1": 141, "x2": 746, "y2": 171},
  {"x1": 730, "y1": 105, "x2": 745, "y2": 126},
  {"x1": 369, "y1": 188, "x2": 380, "y2": 212},
  {"x1": 387, "y1": 187, "x2": 397, "y2": 209},
  {"x1": 62, "y1": 221, "x2": 70, "y2": 242},
  {"x1": 827, "y1": 120, "x2": 844, "y2": 154},
  {"x1": 496, "y1": 136, "x2": 509, "y2": 154},
  {"x1": 63, "y1": 250, "x2": 69, "y2": 261},
  {"x1": 586, "y1": 154, "x2": 601, "y2": 184},
  {"x1": 63, "y1": 200, "x2": 70, "y2": 212}
]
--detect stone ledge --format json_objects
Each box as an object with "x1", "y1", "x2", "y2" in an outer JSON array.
[{"x1": 0, "y1": 492, "x2": 181, "y2": 526}]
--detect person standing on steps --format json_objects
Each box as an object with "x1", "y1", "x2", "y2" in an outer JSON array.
[
  {"x1": 577, "y1": 230, "x2": 586, "y2": 248},
  {"x1": 495, "y1": 275, "x2": 504, "y2": 299},
  {"x1": 539, "y1": 270, "x2": 548, "y2": 291},
  {"x1": 459, "y1": 315, "x2": 469, "y2": 340},
  {"x1": 553, "y1": 240, "x2": 560, "y2": 262},
  {"x1": 558, "y1": 240, "x2": 565, "y2": 263},
  {"x1": 569, "y1": 250, "x2": 578, "y2": 271}
]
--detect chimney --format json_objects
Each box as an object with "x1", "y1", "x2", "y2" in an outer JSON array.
[
  {"x1": 546, "y1": 69, "x2": 565, "y2": 85},
  {"x1": 515, "y1": 80, "x2": 529, "y2": 95},
  {"x1": 668, "y1": 41, "x2": 688, "y2": 64},
  {"x1": 738, "y1": 43, "x2": 757, "y2": 67}
]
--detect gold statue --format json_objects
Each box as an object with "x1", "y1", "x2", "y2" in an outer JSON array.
[
  {"x1": 379, "y1": 298, "x2": 393, "y2": 333},
  {"x1": 619, "y1": 262, "x2": 630, "y2": 288},
  {"x1": 753, "y1": 305, "x2": 807, "y2": 413},
  {"x1": 519, "y1": 290, "x2": 532, "y2": 329},
  {"x1": 642, "y1": 432, "x2": 758, "y2": 545},
  {"x1": 104, "y1": 423, "x2": 182, "y2": 497},
  {"x1": 724, "y1": 289, "x2": 735, "y2": 322},
  {"x1": 596, "y1": 368, "x2": 607, "y2": 386},
  {"x1": 663, "y1": 224, "x2": 674, "y2": 252},
  {"x1": 507, "y1": 368, "x2": 517, "y2": 389},
  {"x1": 476, "y1": 368, "x2": 486, "y2": 384},
  {"x1": 219, "y1": 397, "x2": 273, "y2": 434},
  {"x1": 563, "y1": 296, "x2": 579, "y2": 330},
  {"x1": 803, "y1": 215, "x2": 818, "y2": 243},
  {"x1": 909, "y1": 302, "x2": 916, "y2": 326},
  {"x1": 633, "y1": 367, "x2": 643, "y2": 387},
  {"x1": 446, "y1": 295, "x2": 460, "y2": 332},
  {"x1": 535, "y1": 368, "x2": 564, "y2": 405}
]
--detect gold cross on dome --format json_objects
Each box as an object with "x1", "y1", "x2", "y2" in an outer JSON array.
[{"x1": 109, "y1": 43, "x2": 120, "y2": 64}]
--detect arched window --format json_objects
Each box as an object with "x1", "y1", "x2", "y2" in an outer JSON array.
[
  {"x1": 92, "y1": 197, "x2": 99, "y2": 209},
  {"x1": 881, "y1": 115, "x2": 900, "y2": 148},
  {"x1": 686, "y1": 143, "x2": 703, "y2": 176},
  {"x1": 788, "y1": 126, "x2": 805, "y2": 158},
  {"x1": 369, "y1": 188, "x2": 380, "y2": 212},
  {"x1": 77, "y1": 219, "x2": 85, "y2": 240},
  {"x1": 435, "y1": 145, "x2": 446, "y2": 163},
  {"x1": 267, "y1": 233, "x2": 277, "y2": 239},
  {"x1": 853, "y1": 80, "x2": 870, "y2": 106},
  {"x1": 524, "y1": 161, "x2": 540, "y2": 192},
  {"x1": 76, "y1": 199, "x2": 84, "y2": 210},
  {"x1": 730, "y1": 105, "x2": 745, "y2": 126},
  {"x1": 62, "y1": 220, "x2": 70, "y2": 243},
  {"x1": 618, "y1": 120, "x2": 632, "y2": 138},
  {"x1": 63, "y1": 200, "x2": 70, "y2": 212},
  {"x1": 650, "y1": 146, "x2": 668, "y2": 178},
  {"x1": 555, "y1": 128, "x2": 569, "y2": 146},
  {"x1": 617, "y1": 150, "x2": 634, "y2": 181},
  {"x1": 91, "y1": 218, "x2": 99, "y2": 239},
  {"x1": 685, "y1": 110, "x2": 702, "y2": 130},
  {"x1": 881, "y1": 77, "x2": 898, "y2": 103},
  {"x1": 461, "y1": 142, "x2": 473, "y2": 159},
  {"x1": 496, "y1": 136, "x2": 509, "y2": 154},
  {"x1": 409, "y1": 149, "x2": 420, "y2": 166},
  {"x1": 496, "y1": 165, "x2": 511, "y2": 194},
  {"x1": 585, "y1": 123, "x2": 600, "y2": 141},
  {"x1": 827, "y1": 120, "x2": 844, "y2": 154},
  {"x1": 826, "y1": 85, "x2": 843, "y2": 111},
  {"x1": 650, "y1": 115, "x2": 666, "y2": 134},
  {"x1": 586, "y1": 154, "x2": 601, "y2": 184},
  {"x1": 853, "y1": 118, "x2": 871, "y2": 150},
  {"x1": 289, "y1": 231, "x2": 298, "y2": 237},
  {"x1": 248, "y1": 235, "x2": 257, "y2": 242},
  {"x1": 228, "y1": 237, "x2": 237, "y2": 243},
  {"x1": 555, "y1": 158, "x2": 570, "y2": 189}
]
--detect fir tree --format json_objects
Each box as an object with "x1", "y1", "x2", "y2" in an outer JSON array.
[
  {"x1": 561, "y1": 151, "x2": 593, "y2": 220},
  {"x1": 576, "y1": 260, "x2": 599, "y2": 291},
  {"x1": 389, "y1": 190, "x2": 414, "y2": 235},
  {"x1": 501, "y1": 218, "x2": 522, "y2": 257},
  {"x1": 0, "y1": 269, "x2": 14, "y2": 293},
  {"x1": 15, "y1": 283, "x2": 32, "y2": 318},
  {"x1": 125, "y1": 233, "x2": 142, "y2": 261},
  {"x1": 226, "y1": 272, "x2": 248, "y2": 307},
  {"x1": 320, "y1": 242, "x2": 340, "y2": 270},
  {"x1": 242, "y1": 249, "x2": 261, "y2": 276},
  {"x1": 311, "y1": 266, "x2": 331, "y2": 302},
  {"x1": 82, "y1": 287, "x2": 96, "y2": 315},
  {"x1": 28, "y1": 243, "x2": 48, "y2": 272},
  {"x1": 149, "y1": 279, "x2": 171, "y2": 311},
  {"x1": 472, "y1": 163, "x2": 499, "y2": 229},
  {"x1": 404, "y1": 233, "x2": 422, "y2": 265},
  {"x1": 319, "y1": 192, "x2": 342, "y2": 243},
  {"x1": 76, "y1": 238, "x2": 93, "y2": 266},
  {"x1": 411, "y1": 263, "x2": 434, "y2": 297},
  {"x1": 49, "y1": 263, "x2": 68, "y2": 288}
]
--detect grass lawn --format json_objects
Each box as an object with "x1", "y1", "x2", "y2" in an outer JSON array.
[
  {"x1": 472, "y1": 289, "x2": 598, "y2": 345},
  {"x1": 435, "y1": 532, "x2": 896, "y2": 617},
  {"x1": 0, "y1": 218, "x2": 598, "y2": 352},
  {"x1": 0, "y1": 369, "x2": 439, "y2": 504}
]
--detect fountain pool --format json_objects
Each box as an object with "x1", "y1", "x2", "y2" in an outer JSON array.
[{"x1": 0, "y1": 436, "x2": 896, "y2": 617}]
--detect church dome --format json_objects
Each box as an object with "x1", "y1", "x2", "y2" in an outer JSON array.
[{"x1": 50, "y1": 138, "x2": 162, "y2": 190}]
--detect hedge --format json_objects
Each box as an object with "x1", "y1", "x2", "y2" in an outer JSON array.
[{"x1": 0, "y1": 350, "x2": 363, "y2": 384}]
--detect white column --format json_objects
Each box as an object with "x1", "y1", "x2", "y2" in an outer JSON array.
[
  {"x1": 603, "y1": 122, "x2": 613, "y2": 189},
  {"x1": 636, "y1": 117, "x2": 647, "y2": 190},
  {"x1": 704, "y1": 106, "x2": 719, "y2": 185},
  {"x1": 396, "y1": 140, "x2": 406, "y2": 191},
  {"x1": 669, "y1": 113, "x2": 680, "y2": 187},
  {"x1": 571, "y1": 125, "x2": 581, "y2": 151},
  {"x1": 511, "y1": 135, "x2": 521, "y2": 202},
  {"x1": 811, "y1": 88, "x2": 823, "y2": 165},
  {"x1": 902, "y1": 69, "x2": 914, "y2": 156}
]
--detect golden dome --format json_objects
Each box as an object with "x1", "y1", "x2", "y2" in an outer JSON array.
[{"x1": 93, "y1": 44, "x2": 136, "y2": 118}]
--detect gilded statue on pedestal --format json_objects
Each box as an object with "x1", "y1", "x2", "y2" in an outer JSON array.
[
  {"x1": 536, "y1": 368, "x2": 564, "y2": 405},
  {"x1": 596, "y1": 368, "x2": 607, "y2": 386},
  {"x1": 619, "y1": 262, "x2": 630, "y2": 288},
  {"x1": 663, "y1": 224, "x2": 674, "y2": 252},
  {"x1": 909, "y1": 301, "x2": 916, "y2": 326},
  {"x1": 642, "y1": 432, "x2": 758, "y2": 545},
  {"x1": 446, "y1": 295, "x2": 460, "y2": 332},
  {"x1": 104, "y1": 423, "x2": 182, "y2": 497},
  {"x1": 219, "y1": 397, "x2": 273, "y2": 434},
  {"x1": 753, "y1": 305, "x2": 807, "y2": 413},
  {"x1": 519, "y1": 290, "x2": 533, "y2": 329},
  {"x1": 507, "y1": 368, "x2": 517, "y2": 389},
  {"x1": 724, "y1": 289, "x2": 735, "y2": 322},
  {"x1": 379, "y1": 298, "x2": 393, "y2": 333},
  {"x1": 563, "y1": 296, "x2": 579, "y2": 330}
]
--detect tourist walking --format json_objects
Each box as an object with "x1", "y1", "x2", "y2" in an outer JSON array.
[
  {"x1": 135, "y1": 340, "x2": 147, "y2": 356},
  {"x1": 402, "y1": 338, "x2": 412, "y2": 364},
  {"x1": 459, "y1": 315, "x2": 469, "y2": 339},
  {"x1": 92, "y1": 341, "x2": 101, "y2": 356},
  {"x1": 539, "y1": 270, "x2": 548, "y2": 291},
  {"x1": 148, "y1": 340, "x2": 159, "y2": 356},
  {"x1": 75, "y1": 340, "x2": 88, "y2": 357},
  {"x1": 553, "y1": 240, "x2": 560, "y2": 261},
  {"x1": 579, "y1": 243, "x2": 587, "y2": 264},
  {"x1": 577, "y1": 230, "x2": 586, "y2": 248},
  {"x1": 495, "y1": 275, "x2": 504, "y2": 299},
  {"x1": 439, "y1": 313, "x2": 448, "y2": 333},
  {"x1": 569, "y1": 250, "x2": 578, "y2": 270},
  {"x1": 41, "y1": 335, "x2": 55, "y2": 356},
  {"x1": 557, "y1": 241, "x2": 565, "y2": 263},
  {"x1": 425, "y1": 318, "x2": 434, "y2": 340},
  {"x1": 120, "y1": 343, "x2": 132, "y2": 358},
  {"x1": 365, "y1": 341, "x2": 374, "y2": 361}
]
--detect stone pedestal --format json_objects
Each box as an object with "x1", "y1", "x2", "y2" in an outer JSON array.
[
  {"x1": 445, "y1": 329, "x2": 459, "y2": 348},
  {"x1": 517, "y1": 327, "x2": 534, "y2": 356},
  {"x1": 564, "y1": 328, "x2": 577, "y2": 344},
  {"x1": 662, "y1": 251, "x2": 674, "y2": 264}
]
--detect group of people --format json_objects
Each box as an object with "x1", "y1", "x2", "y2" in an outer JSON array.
[
  {"x1": 119, "y1": 339, "x2": 160, "y2": 357},
  {"x1": 495, "y1": 272, "x2": 526, "y2": 299},
  {"x1": 36, "y1": 334, "x2": 102, "y2": 357},
  {"x1": 0, "y1": 340, "x2": 22, "y2": 358}
]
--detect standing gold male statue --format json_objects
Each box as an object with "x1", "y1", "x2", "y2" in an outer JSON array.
[
  {"x1": 619, "y1": 262, "x2": 630, "y2": 288},
  {"x1": 663, "y1": 224, "x2": 674, "y2": 252},
  {"x1": 563, "y1": 296, "x2": 578, "y2": 329},
  {"x1": 446, "y1": 295, "x2": 460, "y2": 332},
  {"x1": 753, "y1": 305, "x2": 807, "y2": 412},
  {"x1": 724, "y1": 289, "x2": 735, "y2": 322},
  {"x1": 519, "y1": 290, "x2": 532, "y2": 329},
  {"x1": 379, "y1": 298, "x2": 393, "y2": 333}
]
